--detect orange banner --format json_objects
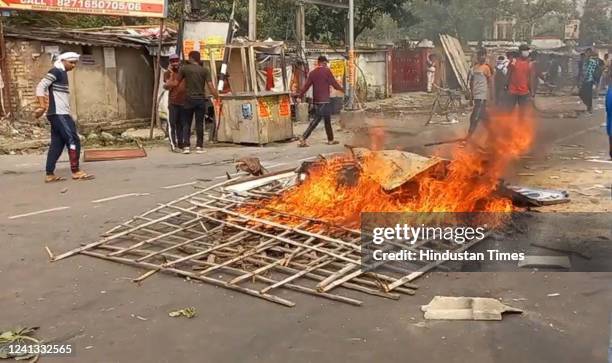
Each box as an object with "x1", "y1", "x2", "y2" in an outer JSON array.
[
  {"x1": 279, "y1": 96, "x2": 290, "y2": 117},
  {"x1": 258, "y1": 100, "x2": 271, "y2": 118}
]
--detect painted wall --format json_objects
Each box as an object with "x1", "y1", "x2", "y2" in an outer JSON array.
[
  {"x1": 304, "y1": 48, "x2": 391, "y2": 101},
  {"x1": 5, "y1": 38, "x2": 153, "y2": 133}
]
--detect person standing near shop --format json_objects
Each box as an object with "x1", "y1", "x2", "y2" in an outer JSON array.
[
  {"x1": 426, "y1": 53, "x2": 436, "y2": 93},
  {"x1": 177, "y1": 51, "x2": 219, "y2": 154},
  {"x1": 163, "y1": 54, "x2": 186, "y2": 152}
]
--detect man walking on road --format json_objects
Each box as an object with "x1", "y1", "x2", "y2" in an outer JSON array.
[
  {"x1": 506, "y1": 44, "x2": 534, "y2": 115},
  {"x1": 35, "y1": 52, "x2": 94, "y2": 183},
  {"x1": 580, "y1": 48, "x2": 598, "y2": 115},
  {"x1": 177, "y1": 51, "x2": 218, "y2": 154},
  {"x1": 163, "y1": 54, "x2": 186, "y2": 152},
  {"x1": 296, "y1": 55, "x2": 344, "y2": 147},
  {"x1": 467, "y1": 49, "x2": 492, "y2": 138}
]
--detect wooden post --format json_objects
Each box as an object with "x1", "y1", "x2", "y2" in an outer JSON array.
[{"x1": 149, "y1": 19, "x2": 165, "y2": 139}]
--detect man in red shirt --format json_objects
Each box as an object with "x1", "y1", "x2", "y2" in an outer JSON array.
[
  {"x1": 506, "y1": 44, "x2": 534, "y2": 114},
  {"x1": 296, "y1": 55, "x2": 345, "y2": 147},
  {"x1": 163, "y1": 54, "x2": 186, "y2": 151}
]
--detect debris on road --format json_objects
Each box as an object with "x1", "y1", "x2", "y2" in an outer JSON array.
[
  {"x1": 518, "y1": 256, "x2": 571, "y2": 269},
  {"x1": 131, "y1": 314, "x2": 148, "y2": 321},
  {"x1": 500, "y1": 185, "x2": 570, "y2": 206},
  {"x1": 421, "y1": 296, "x2": 523, "y2": 321},
  {"x1": 83, "y1": 147, "x2": 147, "y2": 162},
  {"x1": 0, "y1": 326, "x2": 41, "y2": 361},
  {"x1": 45, "y1": 246, "x2": 54, "y2": 260},
  {"x1": 234, "y1": 157, "x2": 268, "y2": 176},
  {"x1": 547, "y1": 293, "x2": 561, "y2": 297},
  {"x1": 168, "y1": 307, "x2": 197, "y2": 319}
]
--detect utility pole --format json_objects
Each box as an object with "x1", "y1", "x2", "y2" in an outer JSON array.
[
  {"x1": 347, "y1": 0, "x2": 355, "y2": 110},
  {"x1": 248, "y1": 0, "x2": 256, "y2": 40},
  {"x1": 296, "y1": 1, "x2": 306, "y2": 52}
]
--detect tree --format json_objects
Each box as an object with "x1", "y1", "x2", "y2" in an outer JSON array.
[
  {"x1": 579, "y1": 0, "x2": 612, "y2": 45},
  {"x1": 502, "y1": 0, "x2": 574, "y2": 41},
  {"x1": 303, "y1": 0, "x2": 415, "y2": 43},
  {"x1": 402, "y1": 0, "x2": 573, "y2": 43}
]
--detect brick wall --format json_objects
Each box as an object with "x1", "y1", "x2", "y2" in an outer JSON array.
[{"x1": 5, "y1": 39, "x2": 49, "y2": 124}]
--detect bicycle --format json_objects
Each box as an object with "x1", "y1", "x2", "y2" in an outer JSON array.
[{"x1": 426, "y1": 84, "x2": 465, "y2": 125}]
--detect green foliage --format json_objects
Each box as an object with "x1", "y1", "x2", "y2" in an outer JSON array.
[
  {"x1": 402, "y1": 0, "x2": 573, "y2": 42},
  {"x1": 579, "y1": 0, "x2": 612, "y2": 45}
]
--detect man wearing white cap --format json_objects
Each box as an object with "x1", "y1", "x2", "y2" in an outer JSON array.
[{"x1": 35, "y1": 51, "x2": 94, "y2": 182}]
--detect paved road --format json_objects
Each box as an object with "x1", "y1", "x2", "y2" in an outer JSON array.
[{"x1": 1, "y1": 105, "x2": 611, "y2": 363}]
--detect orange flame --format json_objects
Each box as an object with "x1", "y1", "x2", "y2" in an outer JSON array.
[{"x1": 242, "y1": 110, "x2": 534, "y2": 228}]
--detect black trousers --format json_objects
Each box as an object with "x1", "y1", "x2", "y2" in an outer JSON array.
[
  {"x1": 303, "y1": 103, "x2": 333, "y2": 141},
  {"x1": 182, "y1": 97, "x2": 209, "y2": 148},
  {"x1": 468, "y1": 99, "x2": 489, "y2": 136},
  {"x1": 168, "y1": 104, "x2": 184, "y2": 148},
  {"x1": 46, "y1": 114, "x2": 80, "y2": 175},
  {"x1": 507, "y1": 94, "x2": 531, "y2": 118},
  {"x1": 579, "y1": 82, "x2": 593, "y2": 112}
]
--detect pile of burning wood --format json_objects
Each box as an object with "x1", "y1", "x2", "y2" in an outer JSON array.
[{"x1": 52, "y1": 112, "x2": 568, "y2": 306}]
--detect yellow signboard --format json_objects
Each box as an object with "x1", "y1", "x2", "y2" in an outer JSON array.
[
  {"x1": 329, "y1": 59, "x2": 346, "y2": 80},
  {"x1": 0, "y1": 0, "x2": 167, "y2": 18},
  {"x1": 182, "y1": 36, "x2": 225, "y2": 61}
]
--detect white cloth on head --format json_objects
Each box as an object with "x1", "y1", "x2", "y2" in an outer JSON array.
[{"x1": 53, "y1": 52, "x2": 80, "y2": 70}]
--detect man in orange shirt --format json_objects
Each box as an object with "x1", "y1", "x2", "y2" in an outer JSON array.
[
  {"x1": 506, "y1": 44, "x2": 534, "y2": 114},
  {"x1": 467, "y1": 49, "x2": 492, "y2": 137}
]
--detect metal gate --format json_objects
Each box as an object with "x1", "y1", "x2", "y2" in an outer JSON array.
[{"x1": 391, "y1": 48, "x2": 427, "y2": 93}]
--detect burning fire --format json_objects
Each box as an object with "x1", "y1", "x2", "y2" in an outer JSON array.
[{"x1": 243, "y1": 110, "x2": 534, "y2": 228}]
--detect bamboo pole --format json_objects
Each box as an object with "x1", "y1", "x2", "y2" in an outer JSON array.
[
  {"x1": 108, "y1": 214, "x2": 208, "y2": 257},
  {"x1": 102, "y1": 179, "x2": 234, "y2": 236},
  {"x1": 189, "y1": 200, "x2": 361, "y2": 252},
  {"x1": 81, "y1": 250, "x2": 296, "y2": 307},
  {"x1": 178, "y1": 206, "x2": 361, "y2": 265},
  {"x1": 52, "y1": 212, "x2": 181, "y2": 261},
  {"x1": 228, "y1": 237, "x2": 318, "y2": 285},
  {"x1": 315, "y1": 263, "x2": 357, "y2": 292},
  {"x1": 132, "y1": 228, "x2": 258, "y2": 283},
  {"x1": 135, "y1": 225, "x2": 230, "y2": 262},
  {"x1": 93, "y1": 244, "x2": 362, "y2": 306}
]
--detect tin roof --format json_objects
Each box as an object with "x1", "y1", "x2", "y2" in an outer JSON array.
[{"x1": 5, "y1": 25, "x2": 177, "y2": 49}]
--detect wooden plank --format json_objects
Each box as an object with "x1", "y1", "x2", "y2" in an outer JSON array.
[
  {"x1": 83, "y1": 148, "x2": 147, "y2": 162},
  {"x1": 439, "y1": 34, "x2": 469, "y2": 93},
  {"x1": 248, "y1": 46, "x2": 258, "y2": 95},
  {"x1": 240, "y1": 47, "x2": 250, "y2": 92}
]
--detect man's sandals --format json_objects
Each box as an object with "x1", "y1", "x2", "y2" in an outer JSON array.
[
  {"x1": 45, "y1": 175, "x2": 66, "y2": 183},
  {"x1": 72, "y1": 171, "x2": 95, "y2": 181}
]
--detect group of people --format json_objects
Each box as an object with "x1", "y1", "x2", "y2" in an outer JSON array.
[
  {"x1": 32, "y1": 44, "x2": 612, "y2": 183},
  {"x1": 163, "y1": 51, "x2": 219, "y2": 154},
  {"x1": 467, "y1": 44, "x2": 536, "y2": 138},
  {"x1": 466, "y1": 44, "x2": 612, "y2": 159}
]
